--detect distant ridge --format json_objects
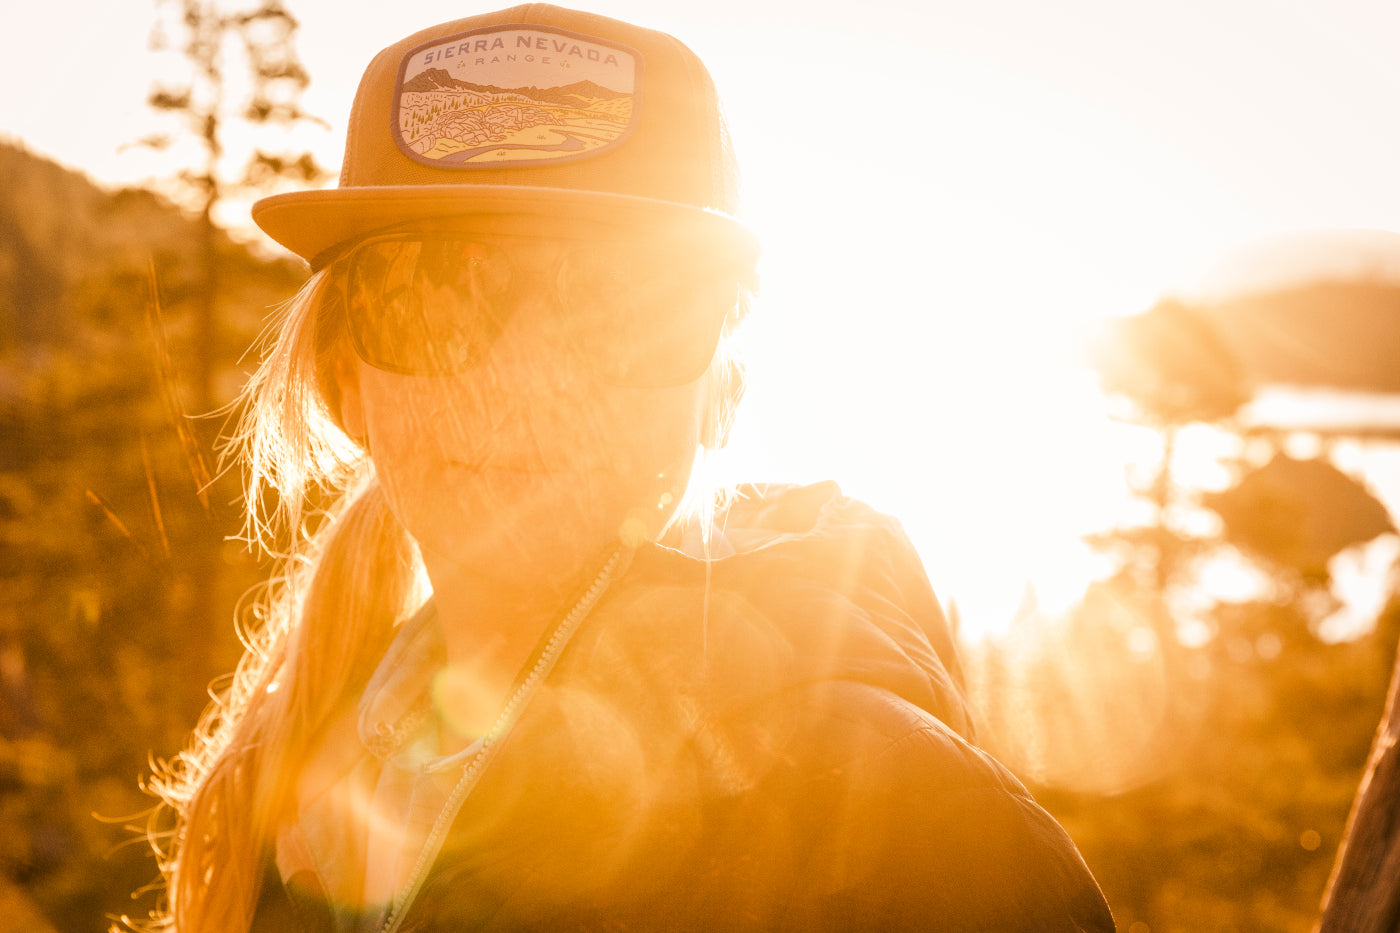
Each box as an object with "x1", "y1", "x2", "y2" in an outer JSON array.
[
  {"x1": 1193, "y1": 228, "x2": 1400, "y2": 300},
  {"x1": 400, "y1": 68, "x2": 626, "y2": 106},
  {"x1": 400, "y1": 68, "x2": 477, "y2": 93},
  {"x1": 0, "y1": 140, "x2": 300, "y2": 349},
  {"x1": 1199, "y1": 280, "x2": 1400, "y2": 394}
]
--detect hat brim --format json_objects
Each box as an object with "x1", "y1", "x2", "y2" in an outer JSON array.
[{"x1": 253, "y1": 185, "x2": 759, "y2": 271}]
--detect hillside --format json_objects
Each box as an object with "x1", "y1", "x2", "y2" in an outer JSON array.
[
  {"x1": 1097, "y1": 277, "x2": 1400, "y2": 413},
  {"x1": 0, "y1": 140, "x2": 301, "y2": 359},
  {"x1": 0, "y1": 141, "x2": 301, "y2": 933},
  {"x1": 1199, "y1": 280, "x2": 1400, "y2": 394}
]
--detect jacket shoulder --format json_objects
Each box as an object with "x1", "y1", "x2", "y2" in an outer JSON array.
[{"x1": 779, "y1": 680, "x2": 1115, "y2": 932}]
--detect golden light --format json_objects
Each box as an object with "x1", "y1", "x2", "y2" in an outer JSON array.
[
  {"x1": 6, "y1": 1, "x2": 1391, "y2": 643},
  {"x1": 695, "y1": 25, "x2": 1260, "y2": 639}
]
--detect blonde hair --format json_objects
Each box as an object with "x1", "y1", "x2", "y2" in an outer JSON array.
[{"x1": 131, "y1": 266, "x2": 750, "y2": 932}]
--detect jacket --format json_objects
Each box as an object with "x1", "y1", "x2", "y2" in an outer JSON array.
[{"x1": 254, "y1": 482, "x2": 1114, "y2": 932}]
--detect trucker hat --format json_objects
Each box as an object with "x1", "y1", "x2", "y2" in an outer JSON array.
[{"x1": 252, "y1": 4, "x2": 757, "y2": 270}]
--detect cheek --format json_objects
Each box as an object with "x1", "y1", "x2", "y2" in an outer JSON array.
[
  {"x1": 356, "y1": 366, "x2": 705, "y2": 558},
  {"x1": 596, "y1": 385, "x2": 703, "y2": 477},
  {"x1": 353, "y1": 371, "x2": 488, "y2": 540}
]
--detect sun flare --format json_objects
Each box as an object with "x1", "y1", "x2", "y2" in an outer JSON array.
[{"x1": 700, "y1": 28, "x2": 1251, "y2": 639}]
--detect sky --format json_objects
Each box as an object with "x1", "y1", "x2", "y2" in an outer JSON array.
[{"x1": 5, "y1": 0, "x2": 1400, "y2": 635}]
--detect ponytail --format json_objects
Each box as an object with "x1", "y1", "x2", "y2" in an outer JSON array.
[{"x1": 131, "y1": 275, "x2": 424, "y2": 933}]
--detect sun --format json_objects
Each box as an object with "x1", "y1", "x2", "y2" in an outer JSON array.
[{"x1": 698, "y1": 26, "x2": 1257, "y2": 639}]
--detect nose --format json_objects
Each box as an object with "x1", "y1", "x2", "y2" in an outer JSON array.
[{"x1": 472, "y1": 285, "x2": 599, "y2": 403}]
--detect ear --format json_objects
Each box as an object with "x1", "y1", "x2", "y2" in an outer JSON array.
[{"x1": 331, "y1": 351, "x2": 368, "y2": 442}]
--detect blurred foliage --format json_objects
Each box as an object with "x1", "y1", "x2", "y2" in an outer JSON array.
[
  {"x1": 1038, "y1": 597, "x2": 1399, "y2": 933},
  {"x1": 1206, "y1": 454, "x2": 1395, "y2": 585},
  {"x1": 969, "y1": 289, "x2": 1400, "y2": 932},
  {"x1": 0, "y1": 141, "x2": 301, "y2": 931},
  {"x1": 141, "y1": 0, "x2": 329, "y2": 418},
  {"x1": 1094, "y1": 298, "x2": 1254, "y2": 427},
  {"x1": 143, "y1": 0, "x2": 330, "y2": 216},
  {"x1": 0, "y1": 6, "x2": 324, "y2": 928}
]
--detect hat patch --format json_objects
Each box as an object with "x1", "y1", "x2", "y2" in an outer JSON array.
[{"x1": 393, "y1": 25, "x2": 641, "y2": 168}]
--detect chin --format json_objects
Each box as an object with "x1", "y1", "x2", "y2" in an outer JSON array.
[{"x1": 408, "y1": 475, "x2": 629, "y2": 578}]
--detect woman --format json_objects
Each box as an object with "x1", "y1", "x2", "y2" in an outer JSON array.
[{"x1": 137, "y1": 6, "x2": 1114, "y2": 932}]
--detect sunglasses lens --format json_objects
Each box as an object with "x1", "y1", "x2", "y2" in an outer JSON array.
[
  {"x1": 560, "y1": 244, "x2": 736, "y2": 387},
  {"x1": 344, "y1": 238, "x2": 511, "y2": 375},
  {"x1": 338, "y1": 233, "x2": 739, "y2": 385}
]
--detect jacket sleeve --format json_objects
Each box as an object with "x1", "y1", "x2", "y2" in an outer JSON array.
[
  {"x1": 785, "y1": 715, "x2": 1115, "y2": 933},
  {"x1": 250, "y1": 859, "x2": 337, "y2": 933}
]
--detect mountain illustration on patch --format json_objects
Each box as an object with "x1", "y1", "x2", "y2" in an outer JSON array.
[{"x1": 396, "y1": 67, "x2": 635, "y2": 164}]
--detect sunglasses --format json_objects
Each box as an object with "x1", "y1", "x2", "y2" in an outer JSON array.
[{"x1": 325, "y1": 227, "x2": 752, "y2": 387}]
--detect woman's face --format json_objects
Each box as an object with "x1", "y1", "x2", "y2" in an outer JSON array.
[{"x1": 330, "y1": 218, "x2": 714, "y2": 581}]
